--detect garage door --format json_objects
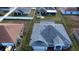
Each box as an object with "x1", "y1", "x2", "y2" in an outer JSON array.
[{"x1": 32, "y1": 46, "x2": 47, "y2": 51}]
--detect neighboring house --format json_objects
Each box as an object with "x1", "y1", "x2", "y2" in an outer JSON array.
[
  {"x1": 0, "y1": 7, "x2": 12, "y2": 15},
  {"x1": 0, "y1": 7, "x2": 10, "y2": 12},
  {"x1": 29, "y1": 21, "x2": 72, "y2": 51},
  {"x1": 0, "y1": 7, "x2": 34, "y2": 20},
  {"x1": 37, "y1": 7, "x2": 57, "y2": 16},
  {"x1": 0, "y1": 7, "x2": 32, "y2": 16},
  {"x1": 14, "y1": 7, "x2": 31, "y2": 16},
  {"x1": 60, "y1": 7, "x2": 79, "y2": 15},
  {"x1": 73, "y1": 28, "x2": 79, "y2": 43},
  {"x1": 0, "y1": 23, "x2": 24, "y2": 51}
]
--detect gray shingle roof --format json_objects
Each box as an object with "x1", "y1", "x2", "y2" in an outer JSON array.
[
  {"x1": 41, "y1": 25, "x2": 70, "y2": 48},
  {"x1": 37, "y1": 7, "x2": 56, "y2": 12},
  {"x1": 41, "y1": 25, "x2": 55, "y2": 46},
  {"x1": 30, "y1": 21, "x2": 72, "y2": 49},
  {"x1": 14, "y1": 7, "x2": 31, "y2": 14},
  {"x1": 45, "y1": 7, "x2": 55, "y2": 10}
]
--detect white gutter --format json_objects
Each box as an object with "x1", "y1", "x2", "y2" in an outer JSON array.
[
  {"x1": 0, "y1": 16, "x2": 33, "y2": 20},
  {"x1": 47, "y1": 10, "x2": 57, "y2": 13},
  {"x1": 0, "y1": 7, "x2": 18, "y2": 22}
]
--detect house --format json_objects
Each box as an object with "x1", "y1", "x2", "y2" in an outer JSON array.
[
  {"x1": 72, "y1": 28, "x2": 79, "y2": 43},
  {"x1": 0, "y1": 7, "x2": 32, "y2": 16},
  {"x1": 60, "y1": 7, "x2": 79, "y2": 15},
  {"x1": 0, "y1": 23, "x2": 24, "y2": 51},
  {"x1": 0, "y1": 7, "x2": 12, "y2": 15},
  {"x1": 37, "y1": 7, "x2": 57, "y2": 16},
  {"x1": 14, "y1": 7, "x2": 32, "y2": 16},
  {"x1": 0, "y1": 7, "x2": 10, "y2": 12},
  {"x1": 29, "y1": 21, "x2": 72, "y2": 51}
]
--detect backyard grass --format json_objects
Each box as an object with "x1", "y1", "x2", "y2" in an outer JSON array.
[
  {"x1": 44, "y1": 12, "x2": 62, "y2": 23},
  {"x1": 16, "y1": 9, "x2": 36, "y2": 51}
]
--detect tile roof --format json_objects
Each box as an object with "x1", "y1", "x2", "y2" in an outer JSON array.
[
  {"x1": 0, "y1": 23, "x2": 24, "y2": 43},
  {"x1": 61, "y1": 7, "x2": 78, "y2": 11}
]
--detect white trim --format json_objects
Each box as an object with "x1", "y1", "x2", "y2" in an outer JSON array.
[
  {"x1": 46, "y1": 10, "x2": 57, "y2": 13},
  {"x1": 0, "y1": 16, "x2": 33, "y2": 20}
]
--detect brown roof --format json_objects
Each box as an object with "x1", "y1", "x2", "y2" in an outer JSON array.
[
  {"x1": 0, "y1": 23, "x2": 24, "y2": 43},
  {"x1": 62, "y1": 7, "x2": 78, "y2": 11}
]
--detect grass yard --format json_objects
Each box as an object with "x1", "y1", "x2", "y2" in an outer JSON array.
[
  {"x1": 43, "y1": 12, "x2": 62, "y2": 23},
  {"x1": 35, "y1": 8, "x2": 62, "y2": 23},
  {"x1": 16, "y1": 9, "x2": 36, "y2": 51}
]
